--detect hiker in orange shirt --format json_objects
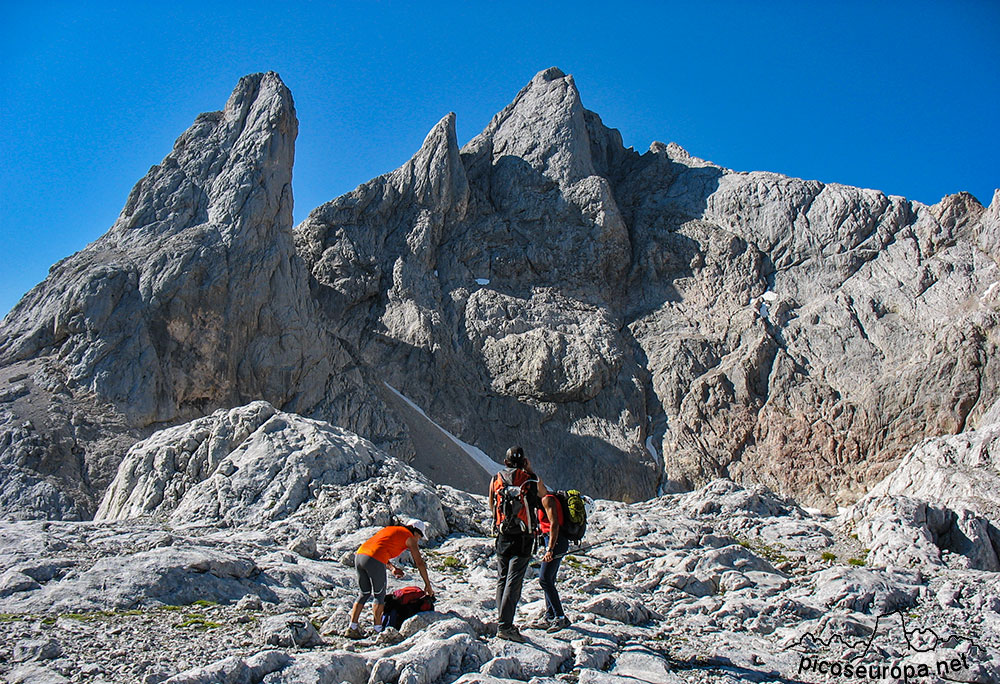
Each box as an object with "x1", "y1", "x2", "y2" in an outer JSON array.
[{"x1": 345, "y1": 519, "x2": 434, "y2": 639}]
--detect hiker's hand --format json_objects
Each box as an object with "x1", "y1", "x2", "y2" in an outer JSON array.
[
  {"x1": 543, "y1": 550, "x2": 554, "y2": 563},
  {"x1": 392, "y1": 567, "x2": 405, "y2": 578},
  {"x1": 425, "y1": 585, "x2": 434, "y2": 598}
]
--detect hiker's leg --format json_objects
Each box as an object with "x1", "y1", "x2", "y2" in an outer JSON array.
[
  {"x1": 356, "y1": 554, "x2": 388, "y2": 628},
  {"x1": 352, "y1": 553, "x2": 373, "y2": 623},
  {"x1": 499, "y1": 553, "x2": 531, "y2": 629},
  {"x1": 540, "y1": 535, "x2": 570, "y2": 618},
  {"x1": 496, "y1": 550, "x2": 512, "y2": 625},
  {"x1": 370, "y1": 560, "x2": 388, "y2": 628},
  {"x1": 538, "y1": 537, "x2": 558, "y2": 620}
]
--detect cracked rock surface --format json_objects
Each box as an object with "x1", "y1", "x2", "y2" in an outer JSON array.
[{"x1": 0, "y1": 405, "x2": 997, "y2": 683}]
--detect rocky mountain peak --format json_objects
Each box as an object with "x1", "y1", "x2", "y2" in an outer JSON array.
[
  {"x1": 462, "y1": 66, "x2": 600, "y2": 185},
  {"x1": 1, "y1": 68, "x2": 998, "y2": 522},
  {"x1": 0, "y1": 72, "x2": 335, "y2": 517},
  {"x1": 110, "y1": 71, "x2": 296, "y2": 248}
]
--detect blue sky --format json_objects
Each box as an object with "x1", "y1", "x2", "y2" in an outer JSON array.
[{"x1": 1, "y1": 1, "x2": 997, "y2": 316}]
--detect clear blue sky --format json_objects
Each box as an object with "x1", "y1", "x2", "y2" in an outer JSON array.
[{"x1": 2, "y1": 1, "x2": 997, "y2": 316}]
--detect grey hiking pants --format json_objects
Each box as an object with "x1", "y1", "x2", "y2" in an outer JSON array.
[
  {"x1": 355, "y1": 553, "x2": 388, "y2": 605},
  {"x1": 496, "y1": 533, "x2": 533, "y2": 629}
]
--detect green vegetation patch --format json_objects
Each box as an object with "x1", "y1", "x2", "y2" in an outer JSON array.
[
  {"x1": 60, "y1": 609, "x2": 143, "y2": 622},
  {"x1": 0, "y1": 613, "x2": 28, "y2": 622},
  {"x1": 736, "y1": 537, "x2": 790, "y2": 565},
  {"x1": 821, "y1": 551, "x2": 837, "y2": 562},
  {"x1": 847, "y1": 549, "x2": 869, "y2": 566},
  {"x1": 176, "y1": 616, "x2": 222, "y2": 631},
  {"x1": 564, "y1": 555, "x2": 600, "y2": 576},
  {"x1": 442, "y1": 556, "x2": 465, "y2": 570}
]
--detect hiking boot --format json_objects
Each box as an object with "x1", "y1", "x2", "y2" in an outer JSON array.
[
  {"x1": 497, "y1": 626, "x2": 526, "y2": 643},
  {"x1": 343, "y1": 626, "x2": 364, "y2": 640},
  {"x1": 546, "y1": 616, "x2": 571, "y2": 632}
]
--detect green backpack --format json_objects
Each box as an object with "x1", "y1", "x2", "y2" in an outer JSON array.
[{"x1": 555, "y1": 489, "x2": 587, "y2": 542}]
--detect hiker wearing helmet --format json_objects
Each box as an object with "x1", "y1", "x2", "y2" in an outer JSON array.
[
  {"x1": 345, "y1": 519, "x2": 434, "y2": 639},
  {"x1": 489, "y1": 446, "x2": 546, "y2": 643},
  {"x1": 537, "y1": 492, "x2": 570, "y2": 632}
]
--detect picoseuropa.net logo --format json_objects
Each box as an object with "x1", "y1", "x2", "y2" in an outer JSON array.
[{"x1": 791, "y1": 609, "x2": 986, "y2": 682}]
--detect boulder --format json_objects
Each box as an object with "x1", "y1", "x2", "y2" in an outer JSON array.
[{"x1": 259, "y1": 613, "x2": 323, "y2": 648}]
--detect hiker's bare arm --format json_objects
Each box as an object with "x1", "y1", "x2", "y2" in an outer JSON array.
[
  {"x1": 387, "y1": 559, "x2": 404, "y2": 578},
  {"x1": 541, "y1": 496, "x2": 561, "y2": 562},
  {"x1": 536, "y1": 480, "x2": 548, "y2": 498},
  {"x1": 407, "y1": 537, "x2": 434, "y2": 597}
]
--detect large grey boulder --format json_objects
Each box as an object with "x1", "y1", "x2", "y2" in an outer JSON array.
[{"x1": 97, "y1": 402, "x2": 447, "y2": 535}]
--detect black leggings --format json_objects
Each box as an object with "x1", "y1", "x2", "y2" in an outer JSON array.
[
  {"x1": 539, "y1": 534, "x2": 569, "y2": 619},
  {"x1": 355, "y1": 553, "x2": 388, "y2": 605}
]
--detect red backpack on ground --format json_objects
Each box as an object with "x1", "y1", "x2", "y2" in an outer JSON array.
[{"x1": 381, "y1": 586, "x2": 435, "y2": 629}]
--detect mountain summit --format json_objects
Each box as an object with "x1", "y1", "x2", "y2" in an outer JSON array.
[{"x1": 1, "y1": 69, "x2": 998, "y2": 518}]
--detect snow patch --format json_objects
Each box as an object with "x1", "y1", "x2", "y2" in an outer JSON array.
[
  {"x1": 758, "y1": 290, "x2": 777, "y2": 319},
  {"x1": 383, "y1": 383, "x2": 499, "y2": 475},
  {"x1": 475, "y1": 278, "x2": 490, "y2": 286},
  {"x1": 647, "y1": 435, "x2": 666, "y2": 497}
]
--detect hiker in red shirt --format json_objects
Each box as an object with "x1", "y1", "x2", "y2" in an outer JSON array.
[{"x1": 537, "y1": 492, "x2": 570, "y2": 631}]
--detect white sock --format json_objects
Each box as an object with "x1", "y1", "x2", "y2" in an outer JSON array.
[
  {"x1": 349, "y1": 622, "x2": 359, "y2": 630},
  {"x1": 373, "y1": 624, "x2": 384, "y2": 633}
]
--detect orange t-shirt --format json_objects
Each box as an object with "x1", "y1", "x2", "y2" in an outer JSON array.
[{"x1": 357, "y1": 526, "x2": 414, "y2": 564}]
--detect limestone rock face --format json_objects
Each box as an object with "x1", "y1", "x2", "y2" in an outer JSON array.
[
  {"x1": 844, "y1": 399, "x2": 1000, "y2": 570},
  {"x1": 296, "y1": 66, "x2": 1000, "y2": 508},
  {"x1": 0, "y1": 73, "x2": 394, "y2": 519},
  {"x1": 2, "y1": 67, "x2": 999, "y2": 516},
  {"x1": 1, "y1": 72, "x2": 328, "y2": 423}
]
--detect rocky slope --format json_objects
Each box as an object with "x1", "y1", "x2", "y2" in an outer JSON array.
[
  {"x1": 1, "y1": 405, "x2": 997, "y2": 683},
  {"x1": 1, "y1": 68, "x2": 998, "y2": 519}
]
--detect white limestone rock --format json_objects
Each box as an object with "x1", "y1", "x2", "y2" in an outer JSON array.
[
  {"x1": 97, "y1": 402, "x2": 447, "y2": 535},
  {"x1": 2, "y1": 475, "x2": 999, "y2": 684},
  {"x1": 4, "y1": 68, "x2": 999, "y2": 515},
  {"x1": 259, "y1": 612, "x2": 323, "y2": 648},
  {"x1": 579, "y1": 593, "x2": 662, "y2": 625},
  {"x1": 12, "y1": 638, "x2": 62, "y2": 662},
  {"x1": 844, "y1": 405, "x2": 1000, "y2": 570}
]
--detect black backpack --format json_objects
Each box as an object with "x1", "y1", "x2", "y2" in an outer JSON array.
[
  {"x1": 494, "y1": 469, "x2": 539, "y2": 537},
  {"x1": 553, "y1": 489, "x2": 587, "y2": 543}
]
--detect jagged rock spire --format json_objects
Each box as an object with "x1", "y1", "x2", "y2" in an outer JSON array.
[
  {"x1": 0, "y1": 71, "x2": 329, "y2": 425},
  {"x1": 463, "y1": 67, "x2": 597, "y2": 185}
]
